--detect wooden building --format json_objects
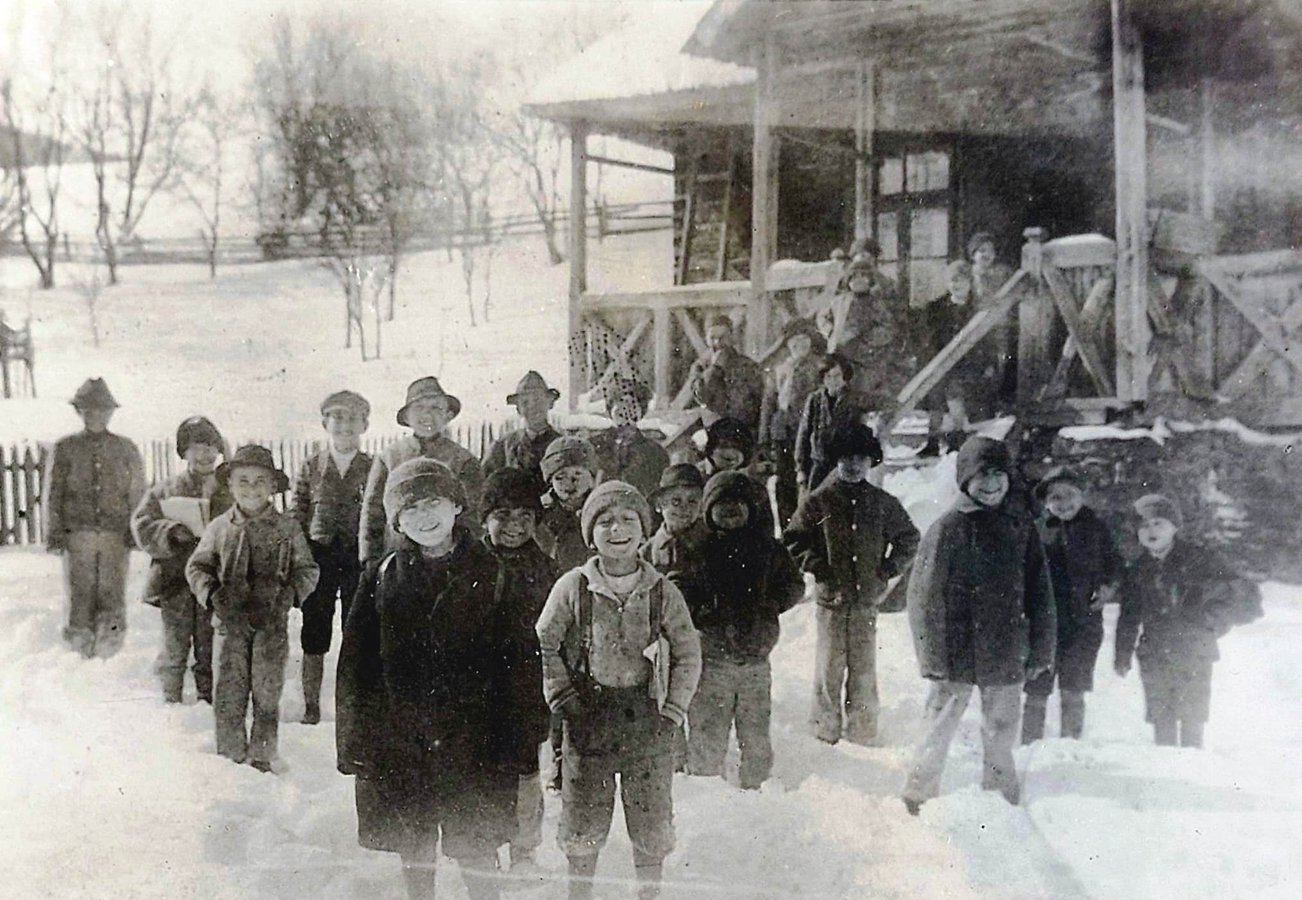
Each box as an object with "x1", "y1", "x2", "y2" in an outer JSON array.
[{"x1": 528, "y1": 0, "x2": 1302, "y2": 431}]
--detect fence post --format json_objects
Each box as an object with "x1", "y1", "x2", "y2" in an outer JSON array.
[
  {"x1": 0, "y1": 445, "x2": 11, "y2": 545},
  {"x1": 22, "y1": 447, "x2": 41, "y2": 545}
]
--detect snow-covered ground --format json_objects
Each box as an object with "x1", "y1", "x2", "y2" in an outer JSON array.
[{"x1": 2, "y1": 458, "x2": 1299, "y2": 899}]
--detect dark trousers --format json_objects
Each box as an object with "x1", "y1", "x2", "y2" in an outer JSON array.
[
  {"x1": 772, "y1": 439, "x2": 799, "y2": 528},
  {"x1": 301, "y1": 540, "x2": 360, "y2": 655},
  {"x1": 156, "y1": 591, "x2": 214, "y2": 700}
]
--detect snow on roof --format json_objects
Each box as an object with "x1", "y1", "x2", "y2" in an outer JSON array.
[{"x1": 527, "y1": 1, "x2": 754, "y2": 110}]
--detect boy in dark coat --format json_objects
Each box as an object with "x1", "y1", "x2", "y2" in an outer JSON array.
[
  {"x1": 761, "y1": 318, "x2": 827, "y2": 526},
  {"x1": 1023, "y1": 466, "x2": 1121, "y2": 743},
  {"x1": 794, "y1": 354, "x2": 868, "y2": 494},
  {"x1": 337, "y1": 459, "x2": 534, "y2": 900},
  {"x1": 1114, "y1": 494, "x2": 1262, "y2": 748},
  {"x1": 688, "y1": 471, "x2": 804, "y2": 789},
  {"x1": 902, "y1": 436, "x2": 1055, "y2": 812},
  {"x1": 784, "y1": 423, "x2": 920, "y2": 745},
  {"x1": 132, "y1": 416, "x2": 233, "y2": 703},
  {"x1": 45, "y1": 378, "x2": 146, "y2": 658},
  {"x1": 536, "y1": 481, "x2": 702, "y2": 900},
  {"x1": 292, "y1": 390, "x2": 372, "y2": 725},
  {"x1": 590, "y1": 377, "x2": 669, "y2": 499},
  {"x1": 480, "y1": 468, "x2": 557, "y2": 871},
  {"x1": 483, "y1": 371, "x2": 563, "y2": 491},
  {"x1": 359, "y1": 377, "x2": 482, "y2": 562},
  {"x1": 186, "y1": 445, "x2": 319, "y2": 772},
  {"x1": 536, "y1": 435, "x2": 598, "y2": 573}
]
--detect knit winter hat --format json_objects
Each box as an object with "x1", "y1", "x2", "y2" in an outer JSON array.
[
  {"x1": 540, "y1": 436, "x2": 597, "y2": 482},
  {"x1": 506, "y1": 371, "x2": 560, "y2": 405},
  {"x1": 482, "y1": 467, "x2": 543, "y2": 515},
  {"x1": 826, "y1": 422, "x2": 883, "y2": 467},
  {"x1": 580, "y1": 480, "x2": 651, "y2": 548},
  {"x1": 649, "y1": 463, "x2": 705, "y2": 506},
  {"x1": 1133, "y1": 493, "x2": 1183, "y2": 529},
  {"x1": 216, "y1": 444, "x2": 290, "y2": 493},
  {"x1": 1033, "y1": 465, "x2": 1087, "y2": 502},
  {"x1": 955, "y1": 436, "x2": 1011, "y2": 491},
  {"x1": 702, "y1": 470, "x2": 760, "y2": 531},
  {"x1": 781, "y1": 316, "x2": 827, "y2": 356},
  {"x1": 704, "y1": 417, "x2": 755, "y2": 461},
  {"x1": 397, "y1": 376, "x2": 461, "y2": 426},
  {"x1": 320, "y1": 390, "x2": 371, "y2": 419},
  {"x1": 383, "y1": 458, "x2": 466, "y2": 527},
  {"x1": 175, "y1": 416, "x2": 225, "y2": 458},
  {"x1": 70, "y1": 377, "x2": 119, "y2": 410}
]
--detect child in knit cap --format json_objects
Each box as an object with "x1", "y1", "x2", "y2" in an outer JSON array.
[
  {"x1": 901, "y1": 436, "x2": 1054, "y2": 812},
  {"x1": 338, "y1": 458, "x2": 537, "y2": 900},
  {"x1": 1022, "y1": 465, "x2": 1121, "y2": 743},
  {"x1": 1114, "y1": 494, "x2": 1262, "y2": 749},
  {"x1": 688, "y1": 471, "x2": 803, "y2": 789},
  {"x1": 292, "y1": 390, "x2": 373, "y2": 725},
  {"x1": 480, "y1": 468, "x2": 557, "y2": 873},
  {"x1": 186, "y1": 445, "x2": 319, "y2": 772},
  {"x1": 536, "y1": 435, "x2": 598, "y2": 573},
  {"x1": 536, "y1": 481, "x2": 702, "y2": 900},
  {"x1": 132, "y1": 415, "x2": 232, "y2": 703}
]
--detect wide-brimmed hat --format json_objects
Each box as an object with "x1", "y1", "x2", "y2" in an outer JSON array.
[
  {"x1": 216, "y1": 444, "x2": 290, "y2": 493},
  {"x1": 397, "y1": 376, "x2": 461, "y2": 426},
  {"x1": 321, "y1": 390, "x2": 371, "y2": 419},
  {"x1": 780, "y1": 317, "x2": 827, "y2": 355},
  {"x1": 506, "y1": 371, "x2": 561, "y2": 405},
  {"x1": 175, "y1": 416, "x2": 225, "y2": 459},
  {"x1": 649, "y1": 463, "x2": 706, "y2": 505},
  {"x1": 70, "y1": 378, "x2": 119, "y2": 410}
]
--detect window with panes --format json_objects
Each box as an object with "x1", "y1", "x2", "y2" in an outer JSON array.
[{"x1": 875, "y1": 146, "x2": 953, "y2": 307}]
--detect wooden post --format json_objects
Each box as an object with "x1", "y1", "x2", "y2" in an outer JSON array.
[
  {"x1": 653, "y1": 306, "x2": 672, "y2": 406},
  {"x1": 568, "y1": 121, "x2": 589, "y2": 411},
  {"x1": 747, "y1": 35, "x2": 779, "y2": 358},
  {"x1": 854, "y1": 61, "x2": 877, "y2": 242},
  {"x1": 1111, "y1": 0, "x2": 1151, "y2": 402},
  {"x1": 1018, "y1": 228, "x2": 1056, "y2": 404},
  {"x1": 1199, "y1": 78, "x2": 1216, "y2": 221}
]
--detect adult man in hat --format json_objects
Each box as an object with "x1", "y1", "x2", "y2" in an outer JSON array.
[
  {"x1": 359, "y1": 376, "x2": 483, "y2": 562},
  {"x1": 687, "y1": 316, "x2": 765, "y2": 436},
  {"x1": 45, "y1": 378, "x2": 145, "y2": 658},
  {"x1": 483, "y1": 371, "x2": 563, "y2": 491},
  {"x1": 821, "y1": 241, "x2": 911, "y2": 412}
]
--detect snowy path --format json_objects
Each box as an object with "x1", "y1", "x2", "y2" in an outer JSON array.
[{"x1": 2, "y1": 547, "x2": 1300, "y2": 899}]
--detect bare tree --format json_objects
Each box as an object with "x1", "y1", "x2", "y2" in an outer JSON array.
[
  {"x1": 176, "y1": 85, "x2": 233, "y2": 279},
  {"x1": 72, "y1": 4, "x2": 194, "y2": 285},
  {"x1": 2, "y1": 59, "x2": 69, "y2": 289}
]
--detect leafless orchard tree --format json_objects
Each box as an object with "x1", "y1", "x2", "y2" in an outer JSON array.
[
  {"x1": 175, "y1": 84, "x2": 236, "y2": 280},
  {"x1": 71, "y1": 4, "x2": 194, "y2": 285}
]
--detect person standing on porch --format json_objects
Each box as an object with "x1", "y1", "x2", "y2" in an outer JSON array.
[
  {"x1": 687, "y1": 315, "x2": 765, "y2": 436},
  {"x1": 761, "y1": 318, "x2": 826, "y2": 526},
  {"x1": 483, "y1": 371, "x2": 563, "y2": 492},
  {"x1": 967, "y1": 231, "x2": 1018, "y2": 409},
  {"x1": 45, "y1": 378, "x2": 146, "y2": 659}
]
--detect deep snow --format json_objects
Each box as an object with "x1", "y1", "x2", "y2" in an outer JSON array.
[{"x1": 2, "y1": 458, "x2": 1300, "y2": 899}]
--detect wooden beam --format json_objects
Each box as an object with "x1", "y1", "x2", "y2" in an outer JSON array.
[
  {"x1": 568, "y1": 121, "x2": 589, "y2": 410},
  {"x1": 1018, "y1": 228, "x2": 1058, "y2": 404},
  {"x1": 592, "y1": 313, "x2": 653, "y2": 391},
  {"x1": 1041, "y1": 265, "x2": 1115, "y2": 395},
  {"x1": 1199, "y1": 78, "x2": 1216, "y2": 220},
  {"x1": 747, "y1": 33, "x2": 779, "y2": 357},
  {"x1": 585, "y1": 154, "x2": 675, "y2": 176},
  {"x1": 1111, "y1": 0, "x2": 1151, "y2": 402},
  {"x1": 674, "y1": 308, "x2": 710, "y2": 358},
  {"x1": 854, "y1": 61, "x2": 877, "y2": 242},
  {"x1": 715, "y1": 137, "x2": 736, "y2": 282},
  {"x1": 1201, "y1": 264, "x2": 1302, "y2": 382},
  {"x1": 677, "y1": 154, "x2": 698, "y2": 286},
  {"x1": 653, "y1": 306, "x2": 672, "y2": 404},
  {"x1": 1044, "y1": 273, "x2": 1114, "y2": 399}
]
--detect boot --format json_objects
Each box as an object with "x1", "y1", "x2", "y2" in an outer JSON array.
[
  {"x1": 402, "y1": 858, "x2": 437, "y2": 900},
  {"x1": 1021, "y1": 696, "x2": 1047, "y2": 745},
  {"x1": 1179, "y1": 720, "x2": 1204, "y2": 749},
  {"x1": 301, "y1": 653, "x2": 324, "y2": 725},
  {"x1": 1060, "y1": 691, "x2": 1085, "y2": 739},
  {"x1": 634, "y1": 863, "x2": 663, "y2": 900},
  {"x1": 566, "y1": 855, "x2": 597, "y2": 900}
]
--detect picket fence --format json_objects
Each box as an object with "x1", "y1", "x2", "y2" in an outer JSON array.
[{"x1": 0, "y1": 419, "x2": 511, "y2": 547}]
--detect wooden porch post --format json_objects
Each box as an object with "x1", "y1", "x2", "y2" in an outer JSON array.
[
  {"x1": 568, "y1": 120, "x2": 589, "y2": 411},
  {"x1": 1111, "y1": 0, "x2": 1151, "y2": 402},
  {"x1": 747, "y1": 34, "x2": 779, "y2": 358},
  {"x1": 854, "y1": 61, "x2": 878, "y2": 241}
]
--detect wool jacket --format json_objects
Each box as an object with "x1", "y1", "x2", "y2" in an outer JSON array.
[
  {"x1": 535, "y1": 491, "x2": 590, "y2": 572},
  {"x1": 358, "y1": 433, "x2": 483, "y2": 560},
  {"x1": 536, "y1": 558, "x2": 702, "y2": 726},
  {"x1": 337, "y1": 530, "x2": 538, "y2": 781},
  {"x1": 1115, "y1": 539, "x2": 1262, "y2": 670},
  {"x1": 185, "y1": 503, "x2": 319, "y2": 630},
  {"x1": 906, "y1": 495, "x2": 1056, "y2": 686},
  {"x1": 132, "y1": 470, "x2": 234, "y2": 607},
  {"x1": 761, "y1": 352, "x2": 824, "y2": 444},
  {"x1": 697, "y1": 526, "x2": 804, "y2": 663},
  {"x1": 688, "y1": 346, "x2": 766, "y2": 435},
  {"x1": 590, "y1": 426, "x2": 670, "y2": 500},
  {"x1": 483, "y1": 424, "x2": 561, "y2": 484},
  {"x1": 784, "y1": 475, "x2": 920, "y2": 607},
  {"x1": 44, "y1": 430, "x2": 146, "y2": 549},
  {"x1": 1039, "y1": 506, "x2": 1121, "y2": 647},
  {"x1": 793, "y1": 389, "x2": 868, "y2": 482},
  {"x1": 292, "y1": 448, "x2": 372, "y2": 551}
]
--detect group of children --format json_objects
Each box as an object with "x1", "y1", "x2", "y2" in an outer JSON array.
[{"x1": 43, "y1": 371, "x2": 1263, "y2": 899}]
